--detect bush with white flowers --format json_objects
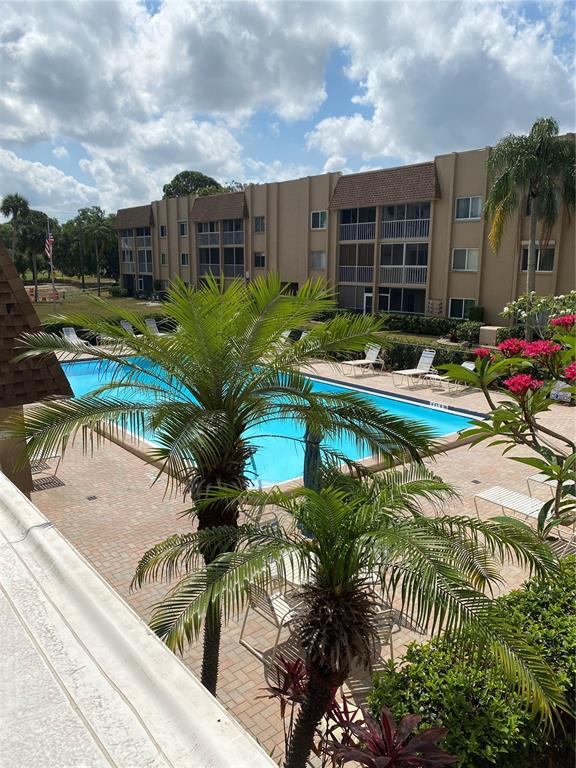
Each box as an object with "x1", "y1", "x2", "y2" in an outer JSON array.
[{"x1": 501, "y1": 291, "x2": 576, "y2": 336}]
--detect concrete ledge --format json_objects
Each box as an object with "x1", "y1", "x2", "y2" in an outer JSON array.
[{"x1": 0, "y1": 470, "x2": 275, "y2": 767}]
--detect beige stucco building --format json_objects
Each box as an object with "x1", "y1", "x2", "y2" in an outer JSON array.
[{"x1": 115, "y1": 142, "x2": 575, "y2": 325}]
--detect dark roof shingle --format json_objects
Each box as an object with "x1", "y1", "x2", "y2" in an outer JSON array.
[
  {"x1": 0, "y1": 242, "x2": 72, "y2": 408},
  {"x1": 190, "y1": 192, "x2": 246, "y2": 221},
  {"x1": 329, "y1": 162, "x2": 440, "y2": 209},
  {"x1": 114, "y1": 205, "x2": 154, "y2": 229}
]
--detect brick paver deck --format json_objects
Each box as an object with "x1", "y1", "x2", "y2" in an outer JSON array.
[{"x1": 30, "y1": 366, "x2": 574, "y2": 760}]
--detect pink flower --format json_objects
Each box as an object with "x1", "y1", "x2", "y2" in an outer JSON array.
[
  {"x1": 472, "y1": 347, "x2": 492, "y2": 359},
  {"x1": 564, "y1": 362, "x2": 576, "y2": 382},
  {"x1": 551, "y1": 314, "x2": 576, "y2": 328},
  {"x1": 503, "y1": 373, "x2": 544, "y2": 397},
  {"x1": 498, "y1": 338, "x2": 526, "y2": 356},
  {"x1": 522, "y1": 340, "x2": 562, "y2": 358}
]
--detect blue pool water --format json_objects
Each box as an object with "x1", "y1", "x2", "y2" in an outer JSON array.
[{"x1": 62, "y1": 358, "x2": 473, "y2": 486}]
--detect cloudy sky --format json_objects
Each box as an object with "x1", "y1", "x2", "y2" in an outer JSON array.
[{"x1": 0, "y1": 0, "x2": 574, "y2": 220}]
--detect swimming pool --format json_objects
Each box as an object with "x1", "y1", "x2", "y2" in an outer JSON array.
[{"x1": 62, "y1": 358, "x2": 475, "y2": 486}]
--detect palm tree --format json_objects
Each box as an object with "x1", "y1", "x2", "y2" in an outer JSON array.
[
  {"x1": 12, "y1": 275, "x2": 433, "y2": 694},
  {"x1": 85, "y1": 206, "x2": 114, "y2": 296},
  {"x1": 132, "y1": 469, "x2": 562, "y2": 768},
  {"x1": 1, "y1": 193, "x2": 30, "y2": 262},
  {"x1": 484, "y1": 117, "x2": 575, "y2": 339}
]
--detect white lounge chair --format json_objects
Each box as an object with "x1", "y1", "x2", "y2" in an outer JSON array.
[
  {"x1": 62, "y1": 327, "x2": 88, "y2": 345},
  {"x1": 120, "y1": 320, "x2": 135, "y2": 334},
  {"x1": 392, "y1": 348, "x2": 436, "y2": 386},
  {"x1": 474, "y1": 485, "x2": 542, "y2": 521},
  {"x1": 239, "y1": 583, "x2": 299, "y2": 660},
  {"x1": 526, "y1": 473, "x2": 574, "y2": 497},
  {"x1": 145, "y1": 318, "x2": 166, "y2": 335},
  {"x1": 424, "y1": 360, "x2": 475, "y2": 390},
  {"x1": 341, "y1": 344, "x2": 382, "y2": 376}
]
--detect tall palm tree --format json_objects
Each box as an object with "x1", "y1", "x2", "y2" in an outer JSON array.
[
  {"x1": 85, "y1": 206, "x2": 114, "y2": 296},
  {"x1": 484, "y1": 117, "x2": 575, "y2": 339},
  {"x1": 1, "y1": 193, "x2": 30, "y2": 262},
  {"x1": 132, "y1": 469, "x2": 562, "y2": 768},
  {"x1": 11, "y1": 275, "x2": 433, "y2": 694}
]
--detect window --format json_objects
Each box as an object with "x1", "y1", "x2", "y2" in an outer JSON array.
[
  {"x1": 405, "y1": 243, "x2": 428, "y2": 266},
  {"x1": 159, "y1": 225, "x2": 167, "y2": 238},
  {"x1": 197, "y1": 221, "x2": 218, "y2": 233},
  {"x1": 137, "y1": 249, "x2": 152, "y2": 273},
  {"x1": 199, "y1": 247, "x2": 220, "y2": 275},
  {"x1": 160, "y1": 252, "x2": 167, "y2": 266},
  {"x1": 137, "y1": 277, "x2": 144, "y2": 292},
  {"x1": 452, "y1": 248, "x2": 479, "y2": 272},
  {"x1": 380, "y1": 243, "x2": 428, "y2": 266},
  {"x1": 180, "y1": 252, "x2": 189, "y2": 266},
  {"x1": 449, "y1": 297, "x2": 476, "y2": 319},
  {"x1": 521, "y1": 246, "x2": 554, "y2": 272},
  {"x1": 254, "y1": 251, "x2": 266, "y2": 268},
  {"x1": 455, "y1": 197, "x2": 482, "y2": 220},
  {"x1": 254, "y1": 216, "x2": 266, "y2": 233},
  {"x1": 378, "y1": 287, "x2": 425, "y2": 314},
  {"x1": 311, "y1": 211, "x2": 327, "y2": 230},
  {"x1": 223, "y1": 218, "x2": 243, "y2": 232},
  {"x1": 121, "y1": 249, "x2": 134, "y2": 262},
  {"x1": 178, "y1": 221, "x2": 188, "y2": 237},
  {"x1": 310, "y1": 250, "x2": 326, "y2": 269},
  {"x1": 380, "y1": 243, "x2": 404, "y2": 266},
  {"x1": 136, "y1": 227, "x2": 151, "y2": 237},
  {"x1": 224, "y1": 247, "x2": 244, "y2": 277}
]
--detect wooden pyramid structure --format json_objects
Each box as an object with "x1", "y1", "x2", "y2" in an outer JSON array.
[{"x1": 0, "y1": 241, "x2": 72, "y2": 408}]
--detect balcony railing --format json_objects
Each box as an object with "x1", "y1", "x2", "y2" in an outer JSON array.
[
  {"x1": 120, "y1": 237, "x2": 134, "y2": 249},
  {"x1": 121, "y1": 262, "x2": 135, "y2": 274},
  {"x1": 199, "y1": 263, "x2": 220, "y2": 277},
  {"x1": 223, "y1": 264, "x2": 245, "y2": 278},
  {"x1": 197, "y1": 232, "x2": 220, "y2": 246},
  {"x1": 223, "y1": 231, "x2": 244, "y2": 245},
  {"x1": 136, "y1": 236, "x2": 152, "y2": 248},
  {"x1": 379, "y1": 265, "x2": 428, "y2": 285},
  {"x1": 381, "y1": 219, "x2": 430, "y2": 239},
  {"x1": 338, "y1": 265, "x2": 374, "y2": 283},
  {"x1": 339, "y1": 222, "x2": 376, "y2": 241}
]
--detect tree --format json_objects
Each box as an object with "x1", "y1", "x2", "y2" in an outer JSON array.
[
  {"x1": 132, "y1": 469, "x2": 562, "y2": 768},
  {"x1": 19, "y1": 209, "x2": 58, "y2": 302},
  {"x1": 1, "y1": 193, "x2": 30, "y2": 262},
  {"x1": 484, "y1": 118, "x2": 575, "y2": 340},
  {"x1": 12, "y1": 275, "x2": 432, "y2": 695},
  {"x1": 163, "y1": 170, "x2": 223, "y2": 198},
  {"x1": 82, "y1": 206, "x2": 116, "y2": 295}
]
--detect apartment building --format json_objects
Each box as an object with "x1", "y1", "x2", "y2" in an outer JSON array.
[{"x1": 115, "y1": 143, "x2": 575, "y2": 325}]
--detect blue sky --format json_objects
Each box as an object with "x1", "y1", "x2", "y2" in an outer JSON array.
[{"x1": 0, "y1": 0, "x2": 574, "y2": 220}]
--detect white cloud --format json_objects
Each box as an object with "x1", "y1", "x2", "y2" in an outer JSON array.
[{"x1": 52, "y1": 146, "x2": 69, "y2": 159}]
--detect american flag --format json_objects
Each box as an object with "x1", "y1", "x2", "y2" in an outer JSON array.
[{"x1": 45, "y1": 231, "x2": 54, "y2": 262}]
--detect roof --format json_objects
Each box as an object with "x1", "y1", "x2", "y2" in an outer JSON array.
[
  {"x1": 190, "y1": 191, "x2": 247, "y2": 221},
  {"x1": 329, "y1": 162, "x2": 440, "y2": 209},
  {"x1": 114, "y1": 205, "x2": 154, "y2": 229},
  {"x1": 0, "y1": 242, "x2": 72, "y2": 408},
  {"x1": 0, "y1": 470, "x2": 276, "y2": 768}
]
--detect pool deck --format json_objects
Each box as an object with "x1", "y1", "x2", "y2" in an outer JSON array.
[{"x1": 29, "y1": 364, "x2": 574, "y2": 760}]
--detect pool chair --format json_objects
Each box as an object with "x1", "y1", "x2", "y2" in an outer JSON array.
[
  {"x1": 120, "y1": 320, "x2": 135, "y2": 334},
  {"x1": 62, "y1": 327, "x2": 89, "y2": 346},
  {"x1": 473, "y1": 485, "x2": 542, "y2": 521},
  {"x1": 341, "y1": 344, "x2": 382, "y2": 376},
  {"x1": 239, "y1": 582, "x2": 300, "y2": 661},
  {"x1": 145, "y1": 318, "x2": 167, "y2": 335},
  {"x1": 424, "y1": 360, "x2": 475, "y2": 390},
  {"x1": 392, "y1": 348, "x2": 436, "y2": 386}
]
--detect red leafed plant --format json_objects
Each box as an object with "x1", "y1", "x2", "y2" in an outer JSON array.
[{"x1": 326, "y1": 705, "x2": 457, "y2": 768}]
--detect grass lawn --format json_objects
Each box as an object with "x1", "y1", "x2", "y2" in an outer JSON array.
[{"x1": 34, "y1": 289, "x2": 163, "y2": 323}]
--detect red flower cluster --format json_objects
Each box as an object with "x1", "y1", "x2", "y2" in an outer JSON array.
[
  {"x1": 472, "y1": 347, "x2": 492, "y2": 358},
  {"x1": 564, "y1": 362, "x2": 576, "y2": 382},
  {"x1": 503, "y1": 373, "x2": 544, "y2": 396},
  {"x1": 497, "y1": 338, "x2": 526, "y2": 356},
  {"x1": 551, "y1": 314, "x2": 576, "y2": 328},
  {"x1": 522, "y1": 340, "x2": 562, "y2": 358}
]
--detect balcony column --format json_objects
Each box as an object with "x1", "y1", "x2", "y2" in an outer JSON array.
[{"x1": 371, "y1": 206, "x2": 382, "y2": 315}]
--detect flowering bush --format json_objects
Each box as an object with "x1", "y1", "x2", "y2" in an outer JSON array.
[
  {"x1": 497, "y1": 338, "x2": 526, "y2": 356},
  {"x1": 503, "y1": 373, "x2": 544, "y2": 397},
  {"x1": 564, "y1": 362, "x2": 576, "y2": 382},
  {"x1": 501, "y1": 292, "x2": 576, "y2": 336},
  {"x1": 472, "y1": 347, "x2": 492, "y2": 358},
  {"x1": 522, "y1": 340, "x2": 562, "y2": 358},
  {"x1": 551, "y1": 314, "x2": 576, "y2": 329}
]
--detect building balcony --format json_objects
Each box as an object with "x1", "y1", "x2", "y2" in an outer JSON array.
[
  {"x1": 223, "y1": 231, "x2": 244, "y2": 245},
  {"x1": 197, "y1": 232, "x2": 220, "y2": 246},
  {"x1": 121, "y1": 262, "x2": 135, "y2": 274},
  {"x1": 136, "y1": 236, "x2": 152, "y2": 248},
  {"x1": 120, "y1": 237, "x2": 134, "y2": 249},
  {"x1": 339, "y1": 222, "x2": 376, "y2": 241},
  {"x1": 379, "y1": 265, "x2": 428, "y2": 285},
  {"x1": 381, "y1": 219, "x2": 430, "y2": 239},
  {"x1": 223, "y1": 264, "x2": 245, "y2": 278},
  {"x1": 199, "y1": 264, "x2": 220, "y2": 277},
  {"x1": 338, "y1": 265, "x2": 374, "y2": 283}
]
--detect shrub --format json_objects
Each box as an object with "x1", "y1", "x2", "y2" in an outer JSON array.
[
  {"x1": 108, "y1": 285, "x2": 127, "y2": 298},
  {"x1": 381, "y1": 341, "x2": 467, "y2": 372},
  {"x1": 456, "y1": 321, "x2": 483, "y2": 344},
  {"x1": 381, "y1": 313, "x2": 462, "y2": 337},
  {"x1": 467, "y1": 305, "x2": 485, "y2": 322},
  {"x1": 496, "y1": 324, "x2": 525, "y2": 343},
  {"x1": 369, "y1": 556, "x2": 576, "y2": 768}
]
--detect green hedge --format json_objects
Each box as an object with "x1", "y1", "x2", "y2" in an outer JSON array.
[
  {"x1": 496, "y1": 325, "x2": 526, "y2": 343},
  {"x1": 369, "y1": 556, "x2": 576, "y2": 768},
  {"x1": 456, "y1": 321, "x2": 483, "y2": 344},
  {"x1": 381, "y1": 340, "x2": 467, "y2": 371},
  {"x1": 381, "y1": 313, "x2": 462, "y2": 337}
]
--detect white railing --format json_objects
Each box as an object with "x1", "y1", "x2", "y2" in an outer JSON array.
[
  {"x1": 339, "y1": 222, "x2": 376, "y2": 241},
  {"x1": 121, "y1": 262, "x2": 135, "y2": 274},
  {"x1": 338, "y1": 265, "x2": 374, "y2": 283},
  {"x1": 136, "y1": 236, "x2": 152, "y2": 248},
  {"x1": 381, "y1": 219, "x2": 430, "y2": 239},
  {"x1": 379, "y1": 265, "x2": 427, "y2": 285},
  {"x1": 120, "y1": 237, "x2": 134, "y2": 249},
  {"x1": 223, "y1": 264, "x2": 245, "y2": 278},
  {"x1": 199, "y1": 263, "x2": 220, "y2": 276},
  {"x1": 223, "y1": 231, "x2": 244, "y2": 245},
  {"x1": 197, "y1": 232, "x2": 220, "y2": 246}
]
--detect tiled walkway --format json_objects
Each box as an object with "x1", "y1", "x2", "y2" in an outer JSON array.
[{"x1": 30, "y1": 367, "x2": 574, "y2": 759}]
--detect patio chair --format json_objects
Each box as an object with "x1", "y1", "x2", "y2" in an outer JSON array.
[
  {"x1": 239, "y1": 582, "x2": 300, "y2": 660},
  {"x1": 62, "y1": 326, "x2": 88, "y2": 345},
  {"x1": 341, "y1": 344, "x2": 382, "y2": 375},
  {"x1": 423, "y1": 360, "x2": 475, "y2": 390},
  {"x1": 474, "y1": 485, "x2": 542, "y2": 521},
  {"x1": 345, "y1": 608, "x2": 400, "y2": 704},
  {"x1": 392, "y1": 348, "x2": 436, "y2": 386},
  {"x1": 145, "y1": 318, "x2": 166, "y2": 335},
  {"x1": 120, "y1": 320, "x2": 135, "y2": 334}
]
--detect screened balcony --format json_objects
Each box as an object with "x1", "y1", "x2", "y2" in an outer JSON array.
[
  {"x1": 379, "y1": 265, "x2": 427, "y2": 284},
  {"x1": 222, "y1": 219, "x2": 244, "y2": 245},
  {"x1": 381, "y1": 202, "x2": 430, "y2": 240},
  {"x1": 339, "y1": 207, "x2": 376, "y2": 241}
]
